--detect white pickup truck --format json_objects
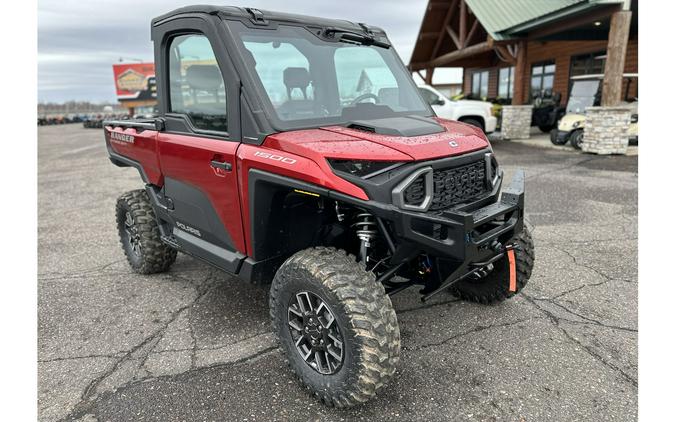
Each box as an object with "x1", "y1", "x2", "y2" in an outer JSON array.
[{"x1": 417, "y1": 84, "x2": 497, "y2": 134}]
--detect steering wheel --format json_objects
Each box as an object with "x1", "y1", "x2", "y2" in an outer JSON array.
[{"x1": 350, "y1": 93, "x2": 379, "y2": 105}]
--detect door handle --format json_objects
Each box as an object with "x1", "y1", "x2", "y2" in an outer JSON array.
[{"x1": 210, "y1": 160, "x2": 232, "y2": 171}]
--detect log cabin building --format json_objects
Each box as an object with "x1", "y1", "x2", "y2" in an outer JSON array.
[{"x1": 409, "y1": 0, "x2": 638, "y2": 146}]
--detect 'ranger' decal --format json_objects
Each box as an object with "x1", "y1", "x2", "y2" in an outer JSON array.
[{"x1": 110, "y1": 132, "x2": 135, "y2": 144}]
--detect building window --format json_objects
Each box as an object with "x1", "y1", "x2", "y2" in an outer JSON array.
[
  {"x1": 530, "y1": 61, "x2": 556, "y2": 100},
  {"x1": 498, "y1": 66, "x2": 514, "y2": 99},
  {"x1": 570, "y1": 51, "x2": 606, "y2": 77},
  {"x1": 471, "y1": 70, "x2": 489, "y2": 99}
]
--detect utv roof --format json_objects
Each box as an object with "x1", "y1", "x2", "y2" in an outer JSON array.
[{"x1": 151, "y1": 5, "x2": 385, "y2": 34}]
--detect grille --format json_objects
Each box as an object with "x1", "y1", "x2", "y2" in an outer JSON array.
[{"x1": 403, "y1": 160, "x2": 487, "y2": 211}]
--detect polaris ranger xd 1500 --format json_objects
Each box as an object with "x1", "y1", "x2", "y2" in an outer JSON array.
[{"x1": 104, "y1": 6, "x2": 534, "y2": 407}]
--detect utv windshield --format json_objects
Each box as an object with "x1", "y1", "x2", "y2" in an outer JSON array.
[
  {"x1": 227, "y1": 21, "x2": 431, "y2": 129},
  {"x1": 566, "y1": 80, "x2": 601, "y2": 114}
]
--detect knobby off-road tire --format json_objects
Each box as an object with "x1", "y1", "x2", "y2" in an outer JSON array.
[
  {"x1": 116, "y1": 189, "x2": 177, "y2": 274},
  {"x1": 450, "y1": 226, "x2": 535, "y2": 304},
  {"x1": 269, "y1": 247, "x2": 400, "y2": 407}
]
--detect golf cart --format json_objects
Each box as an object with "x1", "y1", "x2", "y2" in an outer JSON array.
[{"x1": 551, "y1": 73, "x2": 638, "y2": 149}]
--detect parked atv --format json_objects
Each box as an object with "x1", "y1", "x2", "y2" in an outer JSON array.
[
  {"x1": 103, "y1": 5, "x2": 534, "y2": 407},
  {"x1": 532, "y1": 92, "x2": 565, "y2": 133}
]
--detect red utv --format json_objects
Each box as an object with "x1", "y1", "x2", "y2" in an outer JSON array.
[{"x1": 103, "y1": 6, "x2": 534, "y2": 407}]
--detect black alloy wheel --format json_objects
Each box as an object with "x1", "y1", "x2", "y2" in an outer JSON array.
[
  {"x1": 287, "y1": 291, "x2": 344, "y2": 375},
  {"x1": 123, "y1": 211, "x2": 142, "y2": 258}
]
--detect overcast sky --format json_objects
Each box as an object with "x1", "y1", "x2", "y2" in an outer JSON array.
[{"x1": 38, "y1": 0, "x2": 461, "y2": 103}]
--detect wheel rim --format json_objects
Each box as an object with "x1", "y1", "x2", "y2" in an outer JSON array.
[
  {"x1": 287, "y1": 291, "x2": 344, "y2": 375},
  {"x1": 124, "y1": 211, "x2": 142, "y2": 257}
]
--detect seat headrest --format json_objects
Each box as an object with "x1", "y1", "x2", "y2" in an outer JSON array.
[
  {"x1": 283, "y1": 67, "x2": 310, "y2": 91},
  {"x1": 378, "y1": 87, "x2": 399, "y2": 106},
  {"x1": 185, "y1": 64, "x2": 223, "y2": 91}
]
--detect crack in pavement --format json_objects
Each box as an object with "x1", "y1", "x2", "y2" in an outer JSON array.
[
  {"x1": 549, "y1": 244, "x2": 636, "y2": 291},
  {"x1": 525, "y1": 156, "x2": 601, "y2": 181},
  {"x1": 56, "y1": 271, "x2": 219, "y2": 422},
  {"x1": 396, "y1": 297, "x2": 461, "y2": 315},
  {"x1": 408, "y1": 317, "x2": 542, "y2": 351},
  {"x1": 38, "y1": 353, "x2": 125, "y2": 364},
  {"x1": 39, "y1": 259, "x2": 127, "y2": 281},
  {"x1": 536, "y1": 298, "x2": 636, "y2": 333},
  {"x1": 538, "y1": 237, "x2": 637, "y2": 246},
  {"x1": 522, "y1": 293, "x2": 637, "y2": 388},
  {"x1": 59, "y1": 345, "x2": 280, "y2": 422}
]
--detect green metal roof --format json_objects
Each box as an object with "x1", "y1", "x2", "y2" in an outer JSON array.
[{"x1": 465, "y1": 0, "x2": 626, "y2": 40}]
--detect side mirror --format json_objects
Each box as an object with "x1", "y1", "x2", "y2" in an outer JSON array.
[{"x1": 432, "y1": 99, "x2": 446, "y2": 106}]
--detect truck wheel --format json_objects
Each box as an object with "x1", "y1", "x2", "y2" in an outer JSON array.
[
  {"x1": 269, "y1": 247, "x2": 400, "y2": 407},
  {"x1": 460, "y1": 118, "x2": 484, "y2": 132},
  {"x1": 450, "y1": 226, "x2": 534, "y2": 304},
  {"x1": 570, "y1": 130, "x2": 584, "y2": 150},
  {"x1": 116, "y1": 189, "x2": 177, "y2": 274}
]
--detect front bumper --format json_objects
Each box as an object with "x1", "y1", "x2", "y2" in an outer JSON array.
[
  {"x1": 556, "y1": 130, "x2": 571, "y2": 143},
  {"x1": 332, "y1": 169, "x2": 525, "y2": 265},
  {"x1": 388, "y1": 170, "x2": 524, "y2": 263},
  {"x1": 485, "y1": 116, "x2": 498, "y2": 134}
]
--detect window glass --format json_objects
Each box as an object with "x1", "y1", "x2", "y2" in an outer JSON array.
[
  {"x1": 472, "y1": 72, "x2": 480, "y2": 96},
  {"x1": 530, "y1": 61, "x2": 556, "y2": 101},
  {"x1": 231, "y1": 22, "x2": 429, "y2": 126},
  {"x1": 243, "y1": 41, "x2": 312, "y2": 106},
  {"x1": 471, "y1": 70, "x2": 489, "y2": 99},
  {"x1": 168, "y1": 34, "x2": 227, "y2": 132},
  {"x1": 335, "y1": 47, "x2": 398, "y2": 107},
  {"x1": 570, "y1": 51, "x2": 606, "y2": 77},
  {"x1": 418, "y1": 87, "x2": 440, "y2": 105},
  {"x1": 498, "y1": 66, "x2": 514, "y2": 99}
]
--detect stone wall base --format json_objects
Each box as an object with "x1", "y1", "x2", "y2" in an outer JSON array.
[
  {"x1": 501, "y1": 105, "x2": 533, "y2": 140},
  {"x1": 581, "y1": 106, "x2": 631, "y2": 155}
]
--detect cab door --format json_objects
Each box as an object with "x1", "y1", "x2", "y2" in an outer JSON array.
[{"x1": 154, "y1": 22, "x2": 247, "y2": 273}]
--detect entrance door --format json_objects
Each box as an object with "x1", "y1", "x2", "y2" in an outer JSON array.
[{"x1": 157, "y1": 32, "x2": 246, "y2": 273}]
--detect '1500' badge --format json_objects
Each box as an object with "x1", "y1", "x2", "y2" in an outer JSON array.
[{"x1": 449, "y1": 140, "x2": 459, "y2": 148}]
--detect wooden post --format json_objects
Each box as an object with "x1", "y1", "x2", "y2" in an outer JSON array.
[
  {"x1": 424, "y1": 68, "x2": 435, "y2": 85},
  {"x1": 602, "y1": 11, "x2": 632, "y2": 106},
  {"x1": 459, "y1": 0, "x2": 467, "y2": 47},
  {"x1": 511, "y1": 41, "x2": 527, "y2": 105}
]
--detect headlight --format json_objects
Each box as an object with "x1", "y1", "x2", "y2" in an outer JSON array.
[
  {"x1": 327, "y1": 159, "x2": 403, "y2": 178},
  {"x1": 572, "y1": 121, "x2": 580, "y2": 128},
  {"x1": 631, "y1": 114, "x2": 638, "y2": 123}
]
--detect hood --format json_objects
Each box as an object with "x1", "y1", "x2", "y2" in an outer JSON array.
[
  {"x1": 451, "y1": 99, "x2": 491, "y2": 108},
  {"x1": 263, "y1": 117, "x2": 489, "y2": 163},
  {"x1": 559, "y1": 113, "x2": 585, "y2": 131}
]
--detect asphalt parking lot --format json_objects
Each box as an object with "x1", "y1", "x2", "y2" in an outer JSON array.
[{"x1": 38, "y1": 124, "x2": 638, "y2": 422}]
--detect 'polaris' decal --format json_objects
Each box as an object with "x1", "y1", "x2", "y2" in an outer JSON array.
[
  {"x1": 176, "y1": 221, "x2": 202, "y2": 237},
  {"x1": 110, "y1": 132, "x2": 135, "y2": 144},
  {"x1": 253, "y1": 151, "x2": 297, "y2": 164}
]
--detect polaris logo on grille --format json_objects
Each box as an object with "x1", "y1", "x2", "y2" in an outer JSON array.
[{"x1": 449, "y1": 140, "x2": 459, "y2": 148}]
